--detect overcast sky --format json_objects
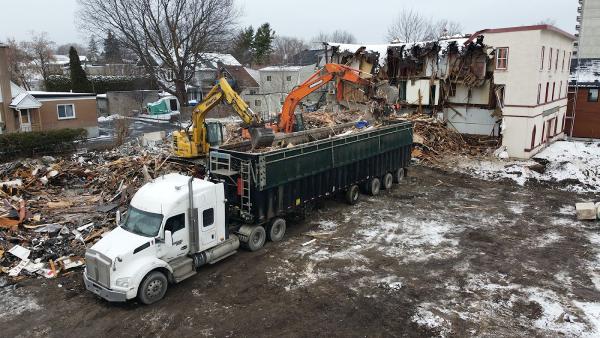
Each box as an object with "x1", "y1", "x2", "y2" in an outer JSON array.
[{"x1": 0, "y1": 0, "x2": 578, "y2": 46}]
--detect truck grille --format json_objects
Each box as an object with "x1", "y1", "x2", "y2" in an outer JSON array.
[{"x1": 85, "y1": 249, "x2": 111, "y2": 288}]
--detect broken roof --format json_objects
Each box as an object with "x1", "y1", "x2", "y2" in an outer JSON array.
[
  {"x1": 570, "y1": 58, "x2": 600, "y2": 87},
  {"x1": 0, "y1": 81, "x2": 41, "y2": 109},
  {"x1": 325, "y1": 37, "x2": 470, "y2": 67}
]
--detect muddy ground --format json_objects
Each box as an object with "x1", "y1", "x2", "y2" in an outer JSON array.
[{"x1": 1, "y1": 166, "x2": 599, "y2": 337}]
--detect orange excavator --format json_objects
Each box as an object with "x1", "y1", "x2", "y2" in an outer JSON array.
[{"x1": 275, "y1": 63, "x2": 373, "y2": 133}]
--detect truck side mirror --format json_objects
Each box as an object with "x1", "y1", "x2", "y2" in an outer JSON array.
[{"x1": 164, "y1": 230, "x2": 173, "y2": 247}]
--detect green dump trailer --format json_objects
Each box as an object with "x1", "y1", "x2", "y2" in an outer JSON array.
[{"x1": 209, "y1": 120, "x2": 413, "y2": 226}]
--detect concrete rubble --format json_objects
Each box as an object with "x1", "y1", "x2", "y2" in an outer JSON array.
[
  {"x1": 576, "y1": 202, "x2": 599, "y2": 221},
  {"x1": 0, "y1": 139, "x2": 192, "y2": 283}
]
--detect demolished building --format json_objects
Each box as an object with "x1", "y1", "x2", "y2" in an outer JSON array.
[{"x1": 323, "y1": 25, "x2": 575, "y2": 159}]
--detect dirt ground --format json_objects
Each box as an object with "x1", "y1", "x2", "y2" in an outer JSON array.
[{"x1": 1, "y1": 165, "x2": 599, "y2": 337}]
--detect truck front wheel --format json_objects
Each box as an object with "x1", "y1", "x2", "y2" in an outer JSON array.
[
  {"x1": 267, "y1": 218, "x2": 286, "y2": 242},
  {"x1": 138, "y1": 271, "x2": 168, "y2": 305},
  {"x1": 345, "y1": 185, "x2": 360, "y2": 205}
]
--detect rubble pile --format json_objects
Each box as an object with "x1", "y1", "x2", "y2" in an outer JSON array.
[
  {"x1": 0, "y1": 142, "x2": 191, "y2": 283},
  {"x1": 303, "y1": 110, "x2": 367, "y2": 129},
  {"x1": 399, "y1": 115, "x2": 499, "y2": 162}
]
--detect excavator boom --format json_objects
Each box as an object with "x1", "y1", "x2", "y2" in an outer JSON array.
[{"x1": 278, "y1": 63, "x2": 372, "y2": 133}]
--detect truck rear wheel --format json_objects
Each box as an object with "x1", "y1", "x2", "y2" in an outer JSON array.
[
  {"x1": 345, "y1": 185, "x2": 360, "y2": 205},
  {"x1": 367, "y1": 178, "x2": 381, "y2": 196},
  {"x1": 138, "y1": 271, "x2": 168, "y2": 305},
  {"x1": 394, "y1": 168, "x2": 406, "y2": 183},
  {"x1": 240, "y1": 225, "x2": 266, "y2": 252},
  {"x1": 267, "y1": 218, "x2": 286, "y2": 242},
  {"x1": 382, "y1": 173, "x2": 394, "y2": 190}
]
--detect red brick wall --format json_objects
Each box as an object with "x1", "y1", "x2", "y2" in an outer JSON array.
[{"x1": 567, "y1": 88, "x2": 600, "y2": 139}]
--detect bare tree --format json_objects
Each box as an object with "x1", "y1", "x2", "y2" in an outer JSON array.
[
  {"x1": 312, "y1": 30, "x2": 356, "y2": 48},
  {"x1": 271, "y1": 36, "x2": 309, "y2": 65},
  {"x1": 77, "y1": 0, "x2": 238, "y2": 104},
  {"x1": 386, "y1": 9, "x2": 430, "y2": 43},
  {"x1": 23, "y1": 32, "x2": 55, "y2": 85},
  {"x1": 387, "y1": 9, "x2": 463, "y2": 43},
  {"x1": 6, "y1": 38, "x2": 35, "y2": 90}
]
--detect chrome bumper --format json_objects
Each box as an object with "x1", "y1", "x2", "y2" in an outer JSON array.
[{"x1": 83, "y1": 270, "x2": 127, "y2": 302}]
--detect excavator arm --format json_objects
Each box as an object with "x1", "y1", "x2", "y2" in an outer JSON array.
[
  {"x1": 173, "y1": 78, "x2": 274, "y2": 158},
  {"x1": 278, "y1": 63, "x2": 372, "y2": 133}
]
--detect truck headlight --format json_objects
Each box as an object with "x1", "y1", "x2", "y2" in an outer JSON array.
[{"x1": 116, "y1": 277, "x2": 131, "y2": 288}]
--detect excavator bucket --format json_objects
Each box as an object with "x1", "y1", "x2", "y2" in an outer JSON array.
[{"x1": 249, "y1": 127, "x2": 275, "y2": 149}]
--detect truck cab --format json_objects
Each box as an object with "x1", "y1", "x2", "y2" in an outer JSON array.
[{"x1": 84, "y1": 173, "x2": 236, "y2": 304}]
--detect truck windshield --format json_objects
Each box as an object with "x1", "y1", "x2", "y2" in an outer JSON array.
[{"x1": 122, "y1": 207, "x2": 163, "y2": 237}]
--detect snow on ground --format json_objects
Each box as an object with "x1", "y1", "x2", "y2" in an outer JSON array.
[
  {"x1": 97, "y1": 114, "x2": 123, "y2": 123},
  {"x1": 454, "y1": 140, "x2": 600, "y2": 192},
  {"x1": 0, "y1": 287, "x2": 41, "y2": 320}
]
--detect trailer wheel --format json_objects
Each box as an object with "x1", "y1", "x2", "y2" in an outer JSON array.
[
  {"x1": 240, "y1": 226, "x2": 266, "y2": 252},
  {"x1": 267, "y1": 218, "x2": 286, "y2": 242},
  {"x1": 394, "y1": 168, "x2": 406, "y2": 183},
  {"x1": 367, "y1": 178, "x2": 381, "y2": 196},
  {"x1": 345, "y1": 185, "x2": 360, "y2": 205},
  {"x1": 138, "y1": 271, "x2": 168, "y2": 305},
  {"x1": 382, "y1": 173, "x2": 394, "y2": 190}
]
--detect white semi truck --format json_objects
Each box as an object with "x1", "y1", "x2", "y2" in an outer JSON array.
[{"x1": 84, "y1": 121, "x2": 413, "y2": 304}]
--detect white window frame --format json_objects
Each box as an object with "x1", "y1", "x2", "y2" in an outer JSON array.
[
  {"x1": 57, "y1": 104, "x2": 76, "y2": 120},
  {"x1": 496, "y1": 47, "x2": 509, "y2": 70}
]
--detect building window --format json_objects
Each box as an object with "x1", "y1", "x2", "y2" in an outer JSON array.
[
  {"x1": 552, "y1": 82, "x2": 556, "y2": 101},
  {"x1": 531, "y1": 125, "x2": 537, "y2": 149},
  {"x1": 249, "y1": 89, "x2": 257, "y2": 95},
  {"x1": 255, "y1": 100, "x2": 261, "y2": 107},
  {"x1": 567, "y1": 53, "x2": 572, "y2": 70},
  {"x1": 588, "y1": 88, "x2": 599, "y2": 102},
  {"x1": 549, "y1": 48, "x2": 553, "y2": 71},
  {"x1": 540, "y1": 47, "x2": 545, "y2": 70},
  {"x1": 562, "y1": 50, "x2": 566, "y2": 71},
  {"x1": 398, "y1": 81, "x2": 407, "y2": 101},
  {"x1": 57, "y1": 104, "x2": 75, "y2": 120},
  {"x1": 496, "y1": 47, "x2": 509, "y2": 70},
  {"x1": 559, "y1": 81, "x2": 563, "y2": 98},
  {"x1": 554, "y1": 117, "x2": 558, "y2": 136},
  {"x1": 266, "y1": 76, "x2": 272, "y2": 82},
  {"x1": 286, "y1": 76, "x2": 292, "y2": 81},
  {"x1": 448, "y1": 83, "x2": 457, "y2": 97},
  {"x1": 537, "y1": 84, "x2": 541, "y2": 104},
  {"x1": 545, "y1": 83, "x2": 550, "y2": 103},
  {"x1": 555, "y1": 49, "x2": 559, "y2": 70}
]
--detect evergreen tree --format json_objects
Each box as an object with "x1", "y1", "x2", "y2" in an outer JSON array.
[
  {"x1": 253, "y1": 23, "x2": 275, "y2": 65},
  {"x1": 230, "y1": 26, "x2": 255, "y2": 66},
  {"x1": 103, "y1": 31, "x2": 123, "y2": 63},
  {"x1": 87, "y1": 36, "x2": 99, "y2": 63},
  {"x1": 69, "y1": 47, "x2": 91, "y2": 93}
]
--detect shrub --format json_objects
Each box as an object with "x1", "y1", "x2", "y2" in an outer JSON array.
[
  {"x1": 0, "y1": 128, "x2": 87, "y2": 162},
  {"x1": 45, "y1": 75, "x2": 157, "y2": 94}
]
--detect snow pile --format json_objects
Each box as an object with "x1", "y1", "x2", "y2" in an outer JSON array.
[
  {"x1": 456, "y1": 140, "x2": 600, "y2": 192},
  {"x1": 97, "y1": 114, "x2": 123, "y2": 123}
]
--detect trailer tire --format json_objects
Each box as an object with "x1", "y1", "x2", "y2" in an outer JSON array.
[
  {"x1": 240, "y1": 226, "x2": 266, "y2": 252},
  {"x1": 394, "y1": 168, "x2": 406, "y2": 183},
  {"x1": 138, "y1": 271, "x2": 168, "y2": 305},
  {"x1": 345, "y1": 185, "x2": 360, "y2": 205},
  {"x1": 367, "y1": 178, "x2": 381, "y2": 196},
  {"x1": 382, "y1": 173, "x2": 394, "y2": 190},
  {"x1": 267, "y1": 218, "x2": 286, "y2": 242}
]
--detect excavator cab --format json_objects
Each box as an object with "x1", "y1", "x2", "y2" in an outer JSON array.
[{"x1": 206, "y1": 121, "x2": 224, "y2": 146}]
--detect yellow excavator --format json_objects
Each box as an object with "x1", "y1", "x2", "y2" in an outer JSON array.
[{"x1": 172, "y1": 77, "x2": 275, "y2": 158}]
